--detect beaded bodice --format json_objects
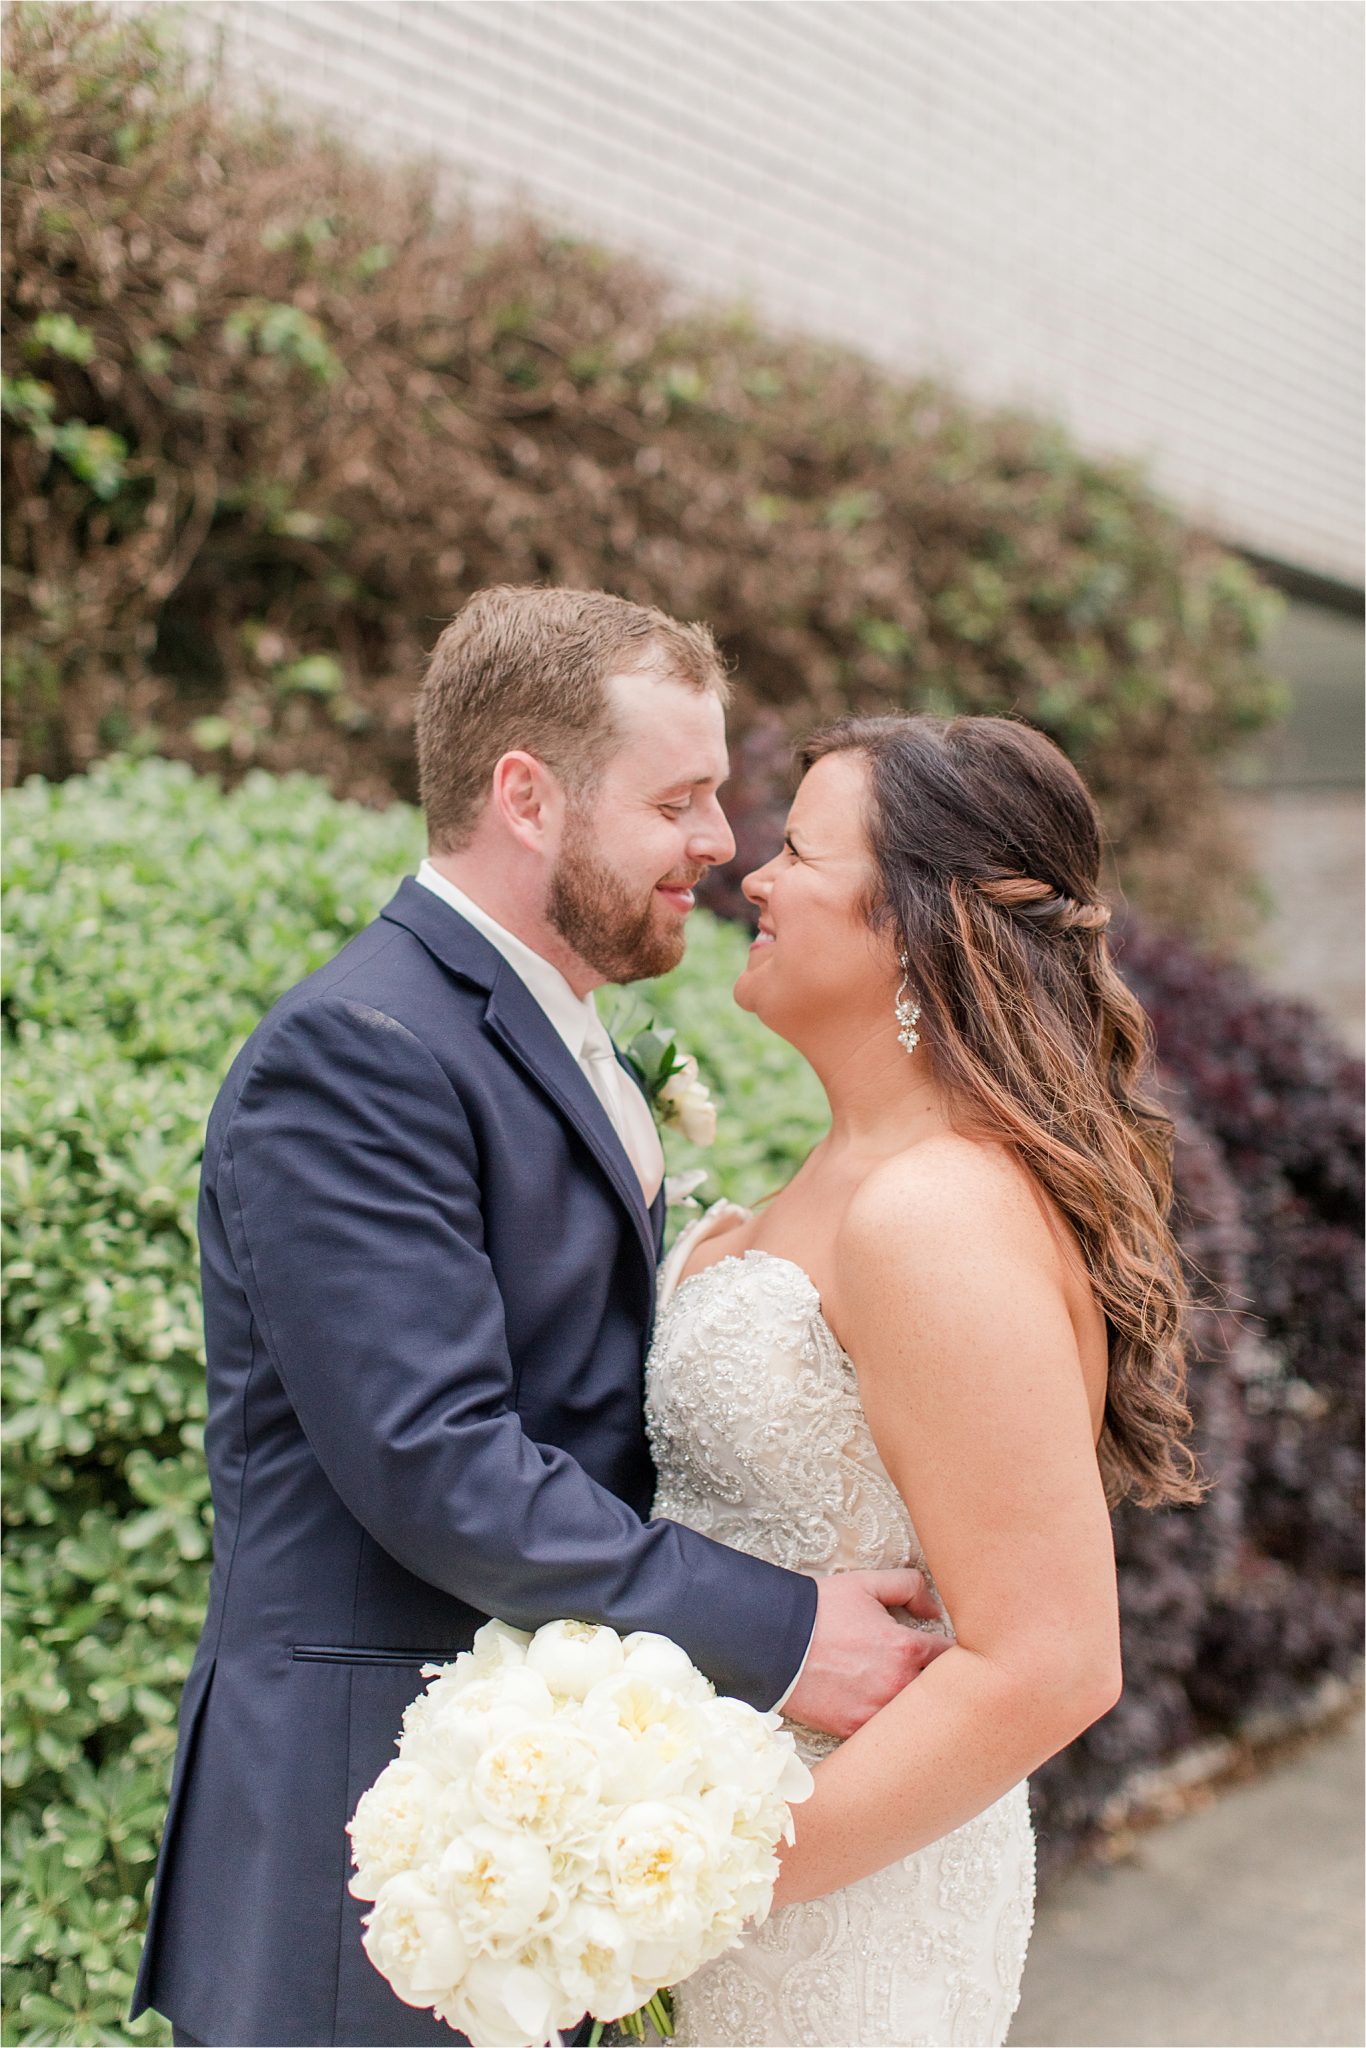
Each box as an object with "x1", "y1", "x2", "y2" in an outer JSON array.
[{"x1": 647, "y1": 1201, "x2": 926, "y2": 1581}]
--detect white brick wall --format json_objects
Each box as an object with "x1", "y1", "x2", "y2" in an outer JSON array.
[{"x1": 180, "y1": 0, "x2": 1363, "y2": 584}]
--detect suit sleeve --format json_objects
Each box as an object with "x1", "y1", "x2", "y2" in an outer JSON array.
[{"x1": 218, "y1": 994, "x2": 817, "y2": 1709}]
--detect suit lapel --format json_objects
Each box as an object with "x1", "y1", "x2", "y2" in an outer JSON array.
[
  {"x1": 380, "y1": 881, "x2": 659, "y2": 1295},
  {"x1": 482, "y1": 975, "x2": 658, "y2": 1283}
]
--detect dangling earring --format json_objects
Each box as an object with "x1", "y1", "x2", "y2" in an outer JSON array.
[{"x1": 895, "y1": 952, "x2": 921, "y2": 1056}]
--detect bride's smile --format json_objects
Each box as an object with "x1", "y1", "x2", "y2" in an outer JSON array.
[{"x1": 734, "y1": 750, "x2": 894, "y2": 1035}]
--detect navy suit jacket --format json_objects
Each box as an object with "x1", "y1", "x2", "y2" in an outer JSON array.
[{"x1": 131, "y1": 880, "x2": 816, "y2": 2047}]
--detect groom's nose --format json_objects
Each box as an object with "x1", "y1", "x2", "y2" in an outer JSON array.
[{"x1": 687, "y1": 792, "x2": 737, "y2": 868}]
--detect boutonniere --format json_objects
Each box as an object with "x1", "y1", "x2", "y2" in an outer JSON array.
[{"x1": 621, "y1": 1024, "x2": 718, "y2": 1149}]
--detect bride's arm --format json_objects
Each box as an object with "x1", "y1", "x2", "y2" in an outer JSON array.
[{"x1": 770, "y1": 1138, "x2": 1122, "y2": 1908}]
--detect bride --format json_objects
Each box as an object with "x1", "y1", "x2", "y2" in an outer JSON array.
[{"x1": 646, "y1": 712, "x2": 1203, "y2": 2047}]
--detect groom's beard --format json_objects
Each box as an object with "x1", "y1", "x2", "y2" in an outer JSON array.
[{"x1": 548, "y1": 809, "x2": 696, "y2": 984}]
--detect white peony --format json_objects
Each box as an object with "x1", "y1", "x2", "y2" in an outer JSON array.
[
  {"x1": 581, "y1": 1674, "x2": 708, "y2": 1803},
  {"x1": 438, "y1": 1950, "x2": 564, "y2": 2048},
  {"x1": 361, "y1": 1871, "x2": 469, "y2": 2008},
  {"x1": 525, "y1": 1618, "x2": 624, "y2": 1700},
  {"x1": 618, "y1": 1630, "x2": 714, "y2": 1697},
  {"x1": 347, "y1": 1757, "x2": 445, "y2": 1901},
  {"x1": 400, "y1": 1665, "x2": 555, "y2": 1781},
  {"x1": 437, "y1": 1821, "x2": 557, "y2": 1950},
  {"x1": 412, "y1": 1621, "x2": 533, "y2": 1702},
  {"x1": 695, "y1": 1696, "x2": 814, "y2": 1817},
  {"x1": 467, "y1": 1619, "x2": 534, "y2": 1672},
  {"x1": 698, "y1": 1786, "x2": 785, "y2": 1926},
  {"x1": 547, "y1": 1901, "x2": 646, "y2": 2024},
  {"x1": 471, "y1": 1722, "x2": 604, "y2": 1841},
  {"x1": 605, "y1": 1799, "x2": 715, "y2": 1940}
]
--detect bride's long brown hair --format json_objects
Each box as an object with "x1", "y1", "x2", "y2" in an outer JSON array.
[{"x1": 800, "y1": 712, "x2": 1202, "y2": 1510}]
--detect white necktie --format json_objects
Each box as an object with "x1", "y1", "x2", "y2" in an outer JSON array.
[{"x1": 579, "y1": 1012, "x2": 666, "y2": 1207}]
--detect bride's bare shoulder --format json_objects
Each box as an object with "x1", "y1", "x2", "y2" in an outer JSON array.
[{"x1": 838, "y1": 1133, "x2": 1058, "y2": 1267}]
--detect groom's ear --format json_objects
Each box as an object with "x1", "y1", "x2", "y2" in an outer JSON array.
[{"x1": 491, "y1": 749, "x2": 565, "y2": 854}]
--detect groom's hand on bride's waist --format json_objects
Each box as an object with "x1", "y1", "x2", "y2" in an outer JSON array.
[{"x1": 784, "y1": 1569, "x2": 950, "y2": 1740}]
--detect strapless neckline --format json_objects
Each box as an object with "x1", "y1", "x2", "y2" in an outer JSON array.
[
  {"x1": 663, "y1": 1212, "x2": 856, "y2": 1359},
  {"x1": 672, "y1": 1244, "x2": 860, "y2": 1370},
  {"x1": 675, "y1": 1242, "x2": 816, "y2": 1307}
]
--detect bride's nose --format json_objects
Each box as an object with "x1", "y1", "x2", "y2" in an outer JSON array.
[{"x1": 741, "y1": 860, "x2": 775, "y2": 911}]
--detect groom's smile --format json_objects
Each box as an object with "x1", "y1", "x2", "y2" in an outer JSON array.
[
  {"x1": 655, "y1": 879, "x2": 699, "y2": 915},
  {"x1": 542, "y1": 664, "x2": 734, "y2": 985}
]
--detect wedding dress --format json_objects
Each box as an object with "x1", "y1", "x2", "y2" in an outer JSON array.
[{"x1": 646, "y1": 1201, "x2": 1035, "y2": 2048}]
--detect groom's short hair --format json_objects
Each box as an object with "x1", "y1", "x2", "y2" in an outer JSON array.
[{"x1": 416, "y1": 585, "x2": 732, "y2": 852}]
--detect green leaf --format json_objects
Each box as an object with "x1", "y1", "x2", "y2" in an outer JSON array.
[
  {"x1": 276, "y1": 654, "x2": 343, "y2": 699},
  {"x1": 27, "y1": 313, "x2": 96, "y2": 365}
]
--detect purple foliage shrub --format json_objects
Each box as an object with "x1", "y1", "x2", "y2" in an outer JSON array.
[{"x1": 1034, "y1": 934, "x2": 1361, "y2": 1871}]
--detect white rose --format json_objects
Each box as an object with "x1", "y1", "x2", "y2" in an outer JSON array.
[
  {"x1": 657, "y1": 1053, "x2": 699, "y2": 1102},
  {"x1": 605, "y1": 1799, "x2": 715, "y2": 1940},
  {"x1": 437, "y1": 1821, "x2": 556, "y2": 1950},
  {"x1": 361, "y1": 1871, "x2": 469, "y2": 2008},
  {"x1": 676, "y1": 1081, "x2": 717, "y2": 1147},
  {"x1": 437, "y1": 1949, "x2": 564, "y2": 2048},
  {"x1": 525, "y1": 1619, "x2": 624, "y2": 1701},
  {"x1": 471, "y1": 1721, "x2": 605, "y2": 1841},
  {"x1": 658, "y1": 1059, "x2": 717, "y2": 1147},
  {"x1": 347, "y1": 1757, "x2": 445, "y2": 1901},
  {"x1": 400, "y1": 1666, "x2": 555, "y2": 1780},
  {"x1": 548, "y1": 1901, "x2": 648, "y2": 2025}
]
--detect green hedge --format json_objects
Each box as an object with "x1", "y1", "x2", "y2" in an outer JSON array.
[{"x1": 0, "y1": 757, "x2": 809, "y2": 2043}]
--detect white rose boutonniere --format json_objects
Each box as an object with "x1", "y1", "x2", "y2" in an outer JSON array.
[
  {"x1": 654, "y1": 1054, "x2": 717, "y2": 1148},
  {"x1": 620, "y1": 1026, "x2": 717, "y2": 1151}
]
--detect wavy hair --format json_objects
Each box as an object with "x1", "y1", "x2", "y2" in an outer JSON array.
[{"x1": 801, "y1": 712, "x2": 1202, "y2": 1509}]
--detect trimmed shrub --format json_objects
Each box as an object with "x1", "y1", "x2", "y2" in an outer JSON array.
[
  {"x1": 3, "y1": 759, "x2": 1361, "y2": 2035},
  {"x1": 2, "y1": 762, "x2": 424, "y2": 2044},
  {"x1": 2, "y1": 4, "x2": 1285, "y2": 943}
]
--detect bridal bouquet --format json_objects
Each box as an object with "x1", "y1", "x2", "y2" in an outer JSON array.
[{"x1": 347, "y1": 1618, "x2": 814, "y2": 2048}]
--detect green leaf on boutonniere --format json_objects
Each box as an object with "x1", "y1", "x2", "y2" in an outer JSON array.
[
  {"x1": 610, "y1": 1015, "x2": 718, "y2": 1149},
  {"x1": 623, "y1": 1026, "x2": 685, "y2": 1096}
]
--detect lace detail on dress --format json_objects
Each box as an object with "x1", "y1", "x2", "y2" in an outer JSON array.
[{"x1": 646, "y1": 1203, "x2": 1036, "y2": 2048}]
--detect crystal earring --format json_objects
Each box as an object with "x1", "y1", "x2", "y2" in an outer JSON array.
[{"x1": 895, "y1": 952, "x2": 921, "y2": 1056}]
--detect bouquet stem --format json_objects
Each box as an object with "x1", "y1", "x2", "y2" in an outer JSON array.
[{"x1": 587, "y1": 1986, "x2": 674, "y2": 2044}]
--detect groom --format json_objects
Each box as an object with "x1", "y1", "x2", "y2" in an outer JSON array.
[{"x1": 132, "y1": 586, "x2": 938, "y2": 2048}]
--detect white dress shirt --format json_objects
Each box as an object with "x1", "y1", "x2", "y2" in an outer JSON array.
[
  {"x1": 415, "y1": 862, "x2": 664, "y2": 1205},
  {"x1": 414, "y1": 861, "x2": 810, "y2": 1712}
]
